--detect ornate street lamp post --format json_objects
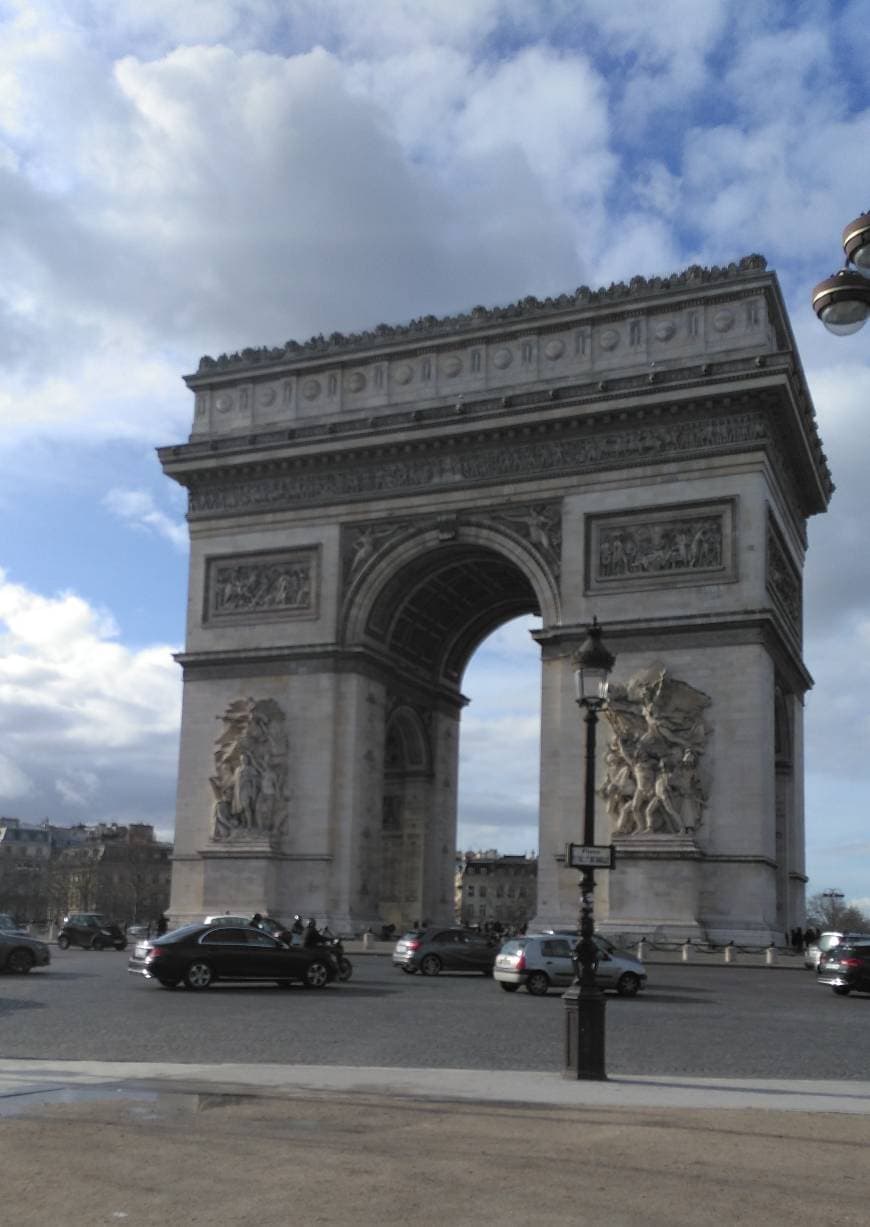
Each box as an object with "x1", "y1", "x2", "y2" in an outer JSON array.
[
  {"x1": 563, "y1": 618, "x2": 615, "y2": 1081},
  {"x1": 811, "y1": 210, "x2": 870, "y2": 335},
  {"x1": 822, "y1": 888, "x2": 845, "y2": 927}
]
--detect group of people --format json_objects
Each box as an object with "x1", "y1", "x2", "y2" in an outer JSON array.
[
  {"x1": 250, "y1": 912, "x2": 327, "y2": 947},
  {"x1": 790, "y1": 926, "x2": 820, "y2": 950}
]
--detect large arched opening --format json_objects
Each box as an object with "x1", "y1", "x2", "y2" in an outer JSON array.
[{"x1": 343, "y1": 526, "x2": 556, "y2": 929}]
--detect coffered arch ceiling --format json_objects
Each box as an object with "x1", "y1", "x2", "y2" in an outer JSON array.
[{"x1": 365, "y1": 544, "x2": 539, "y2": 685}]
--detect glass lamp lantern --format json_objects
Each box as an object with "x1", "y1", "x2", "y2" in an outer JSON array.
[{"x1": 572, "y1": 618, "x2": 615, "y2": 707}]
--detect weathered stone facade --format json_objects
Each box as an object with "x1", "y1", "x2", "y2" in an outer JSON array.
[{"x1": 160, "y1": 256, "x2": 830, "y2": 941}]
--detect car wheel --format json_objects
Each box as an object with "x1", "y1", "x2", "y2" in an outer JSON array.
[
  {"x1": 6, "y1": 948, "x2": 34, "y2": 975},
  {"x1": 157, "y1": 978, "x2": 179, "y2": 990},
  {"x1": 57, "y1": 934, "x2": 70, "y2": 950},
  {"x1": 337, "y1": 957, "x2": 353, "y2": 982},
  {"x1": 526, "y1": 970, "x2": 550, "y2": 996},
  {"x1": 304, "y1": 960, "x2": 330, "y2": 989},
  {"x1": 833, "y1": 985, "x2": 851, "y2": 996},
  {"x1": 499, "y1": 981, "x2": 519, "y2": 993},
  {"x1": 184, "y1": 961, "x2": 214, "y2": 990},
  {"x1": 420, "y1": 954, "x2": 442, "y2": 977},
  {"x1": 616, "y1": 973, "x2": 641, "y2": 997},
  {"x1": 91, "y1": 936, "x2": 105, "y2": 952},
  {"x1": 115, "y1": 941, "x2": 128, "y2": 952}
]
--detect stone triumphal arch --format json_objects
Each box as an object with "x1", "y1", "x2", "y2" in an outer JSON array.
[{"x1": 160, "y1": 256, "x2": 830, "y2": 943}]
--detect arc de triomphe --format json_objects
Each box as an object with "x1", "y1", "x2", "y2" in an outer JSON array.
[{"x1": 159, "y1": 255, "x2": 830, "y2": 943}]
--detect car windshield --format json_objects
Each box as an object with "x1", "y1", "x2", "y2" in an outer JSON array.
[
  {"x1": 500, "y1": 940, "x2": 526, "y2": 954},
  {"x1": 818, "y1": 934, "x2": 842, "y2": 951}
]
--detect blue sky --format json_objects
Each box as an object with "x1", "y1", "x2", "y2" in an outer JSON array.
[{"x1": 1, "y1": 0, "x2": 869, "y2": 908}]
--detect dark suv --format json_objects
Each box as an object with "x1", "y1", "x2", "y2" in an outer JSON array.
[
  {"x1": 392, "y1": 927, "x2": 497, "y2": 976},
  {"x1": 817, "y1": 940, "x2": 870, "y2": 995},
  {"x1": 57, "y1": 913, "x2": 127, "y2": 951}
]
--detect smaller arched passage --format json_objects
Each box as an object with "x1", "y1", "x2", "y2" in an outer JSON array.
[
  {"x1": 341, "y1": 525, "x2": 558, "y2": 929},
  {"x1": 380, "y1": 704, "x2": 433, "y2": 930}
]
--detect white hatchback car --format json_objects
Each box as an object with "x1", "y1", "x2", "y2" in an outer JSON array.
[{"x1": 494, "y1": 933, "x2": 646, "y2": 997}]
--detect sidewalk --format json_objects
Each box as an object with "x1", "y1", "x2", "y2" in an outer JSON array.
[
  {"x1": 1, "y1": 1060, "x2": 869, "y2": 1226},
  {"x1": 347, "y1": 937, "x2": 809, "y2": 969}
]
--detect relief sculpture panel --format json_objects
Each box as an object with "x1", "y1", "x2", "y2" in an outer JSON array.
[
  {"x1": 205, "y1": 549, "x2": 318, "y2": 623},
  {"x1": 587, "y1": 501, "x2": 734, "y2": 593},
  {"x1": 210, "y1": 697, "x2": 289, "y2": 841},
  {"x1": 600, "y1": 666, "x2": 712, "y2": 837},
  {"x1": 766, "y1": 515, "x2": 801, "y2": 640}
]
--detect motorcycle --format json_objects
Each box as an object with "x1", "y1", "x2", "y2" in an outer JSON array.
[
  {"x1": 294, "y1": 921, "x2": 353, "y2": 981},
  {"x1": 321, "y1": 930, "x2": 353, "y2": 981}
]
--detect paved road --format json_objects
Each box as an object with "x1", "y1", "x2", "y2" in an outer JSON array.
[{"x1": 2, "y1": 949, "x2": 868, "y2": 1077}]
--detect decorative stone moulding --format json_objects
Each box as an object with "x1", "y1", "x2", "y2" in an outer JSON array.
[
  {"x1": 203, "y1": 547, "x2": 320, "y2": 624},
  {"x1": 194, "y1": 255, "x2": 770, "y2": 374},
  {"x1": 585, "y1": 499, "x2": 736, "y2": 594},
  {"x1": 766, "y1": 513, "x2": 802, "y2": 642},
  {"x1": 185, "y1": 411, "x2": 776, "y2": 520}
]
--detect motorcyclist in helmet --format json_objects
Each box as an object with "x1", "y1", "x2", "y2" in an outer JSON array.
[{"x1": 302, "y1": 917, "x2": 321, "y2": 948}]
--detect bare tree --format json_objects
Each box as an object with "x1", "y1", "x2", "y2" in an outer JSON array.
[{"x1": 806, "y1": 890, "x2": 870, "y2": 933}]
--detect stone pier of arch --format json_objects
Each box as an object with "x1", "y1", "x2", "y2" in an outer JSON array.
[{"x1": 159, "y1": 256, "x2": 830, "y2": 944}]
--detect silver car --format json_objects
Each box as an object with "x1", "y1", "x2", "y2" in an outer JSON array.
[
  {"x1": 494, "y1": 933, "x2": 646, "y2": 996},
  {"x1": 805, "y1": 931, "x2": 870, "y2": 970},
  {"x1": 0, "y1": 930, "x2": 51, "y2": 974}
]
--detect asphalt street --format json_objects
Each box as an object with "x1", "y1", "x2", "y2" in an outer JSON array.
[{"x1": 0, "y1": 949, "x2": 867, "y2": 1077}]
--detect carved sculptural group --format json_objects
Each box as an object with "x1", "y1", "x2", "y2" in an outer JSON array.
[
  {"x1": 601, "y1": 666, "x2": 711, "y2": 837},
  {"x1": 210, "y1": 697, "x2": 288, "y2": 840}
]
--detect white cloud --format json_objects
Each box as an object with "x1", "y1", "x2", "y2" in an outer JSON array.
[
  {"x1": 0, "y1": 570, "x2": 181, "y2": 825},
  {"x1": 104, "y1": 488, "x2": 188, "y2": 551}
]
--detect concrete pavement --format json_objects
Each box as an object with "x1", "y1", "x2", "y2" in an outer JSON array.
[
  {"x1": 1, "y1": 1060, "x2": 870, "y2": 1226},
  {"x1": 2, "y1": 1059, "x2": 870, "y2": 1114}
]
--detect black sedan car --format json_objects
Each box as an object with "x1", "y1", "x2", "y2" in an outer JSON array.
[
  {"x1": 128, "y1": 924, "x2": 339, "y2": 990},
  {"x1": 817, "y1": 940, "x2": 870, "y2": 995}
]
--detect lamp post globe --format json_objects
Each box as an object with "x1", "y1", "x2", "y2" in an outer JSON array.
[
  {"x1": 811, "y1": 270, "x2": 870, "y2": 335},
  {"x1": 563, "y1": 618, "x2": 615, "y2": 1082},
  {"x1": 842, "y1": 211, "x2": 870, "y2": 271},
  {"x1": 812, "y1": 209, "x2": 870, "y2": 336}
]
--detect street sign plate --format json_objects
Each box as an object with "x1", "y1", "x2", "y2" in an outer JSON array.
[{"x1": 565, "y1": 843, "x2": 614, "y2": 869}]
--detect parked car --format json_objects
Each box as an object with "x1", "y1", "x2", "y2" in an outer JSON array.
[
  {"x1": 57, "y1": 913, "x2": 127, "y2": 951},
  {"x1": 0, "y1": 913, "x2": 23, "y2": 932},
  {"x1": 0, "y1": 930, "x2": 51, "y2": 974},
  {"x1": 392, "y1": 927, "x2": 497, "y2": 976},
  {"x1": 817, "y1": 940, "x2": 870, "y2": 995},
  {"x1": 493, "y1": 933, "x2": 647, "y2": 996},
  {"x1": 804, "y1": 931, "x2": 870, "y2": 970},
  {"x1": 127, "y1": 923, "x2": 339, "y2": 990}
]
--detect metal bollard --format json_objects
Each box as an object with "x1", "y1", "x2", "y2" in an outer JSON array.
[
  {"x1": 362, "y1": 931, "x2": 374, "y2": 951},
  {"x1": 681, "y1": 941, "x2": 691, "y2": 962},
  {"x1": 724, "y1": 944, "x2": 734, "y2": 964},
  {"x1": 636, "y1": 939, "x2": 645, "y2": 961},
  {"x1": 765, "y1": 945, "x2": 776, "y2": 966}
]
